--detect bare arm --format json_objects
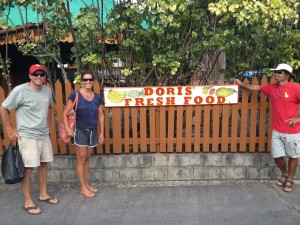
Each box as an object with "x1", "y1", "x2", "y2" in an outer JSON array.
[
  {"x1": 0, "y1": 105, "x2": 19, "y2": 141},
  {"x1": 234, "y1": 79, "x2": 261, "y2": 91},
  {"x1": 98, "y1": 104, "x2": 105, "y2": 144}
]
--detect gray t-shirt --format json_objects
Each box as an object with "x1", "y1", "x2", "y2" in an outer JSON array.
[{"x1": 2, "y1": 83, "x2": 54, "y2": 139}]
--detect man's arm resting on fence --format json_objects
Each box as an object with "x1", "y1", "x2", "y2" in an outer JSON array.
[
  {"x1": 234, "y1": 79, "x2": 261, "y2": 91},
  {"x1": 0, "y1": 105, "x2": 19, "y2": 141}
]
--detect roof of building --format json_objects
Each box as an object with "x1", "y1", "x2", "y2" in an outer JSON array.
[{"x1": 0, "y1": 0, "x2": 115, "y2": 27}]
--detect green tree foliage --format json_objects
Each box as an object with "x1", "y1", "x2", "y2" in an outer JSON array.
[
  {"x1": 105, "y1": 0, "x2": 224, "y2": 85},
  {"x1": 208, "y1": 0, "x2": 300, "y2": 79}
]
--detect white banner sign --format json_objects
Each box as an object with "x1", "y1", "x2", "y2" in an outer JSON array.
[{"x1": 104, "y1": 85, "x2": 239, "y2": 107}]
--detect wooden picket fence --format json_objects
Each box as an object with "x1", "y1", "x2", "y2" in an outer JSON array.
[{"x1": 0, "y1": 76, "x2": 275, "y2": 155}]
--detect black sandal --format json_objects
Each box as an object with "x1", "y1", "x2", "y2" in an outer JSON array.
[
  {"x1": 276, "y1": 175, "x2": 288, "y2": 187},
  {"x1": 283, "y1": 180, "x2": 294, "y2": 192}
]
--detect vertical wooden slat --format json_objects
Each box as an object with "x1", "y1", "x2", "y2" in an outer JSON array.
[
  {"x1": 240, "y1": 79, "x2": 249, "y2": 152},
  {"x1": 0, "y1": 86, "x2": 8, "y2": 155},
  {"x1": 112, "y1": 107, "x2": 122, "y2": 153},
  {"x1": 185, "y1": 106, "x2": 193, "y2": 152},
  {"x1": 94, "y1": 81, "x2": 103, "y2": 154},
  {"x1": 258, "y1": 76, "x2": 268, "y2": 152},
  {"x1": 0, "y1": 135, "x2": 2, "y2": 154},
  {"x1": 0, "y1": 135, "x2": 2, "y2": 155},
  {"x1": 155, "y1": 108, "x2": 160, "y2": 153},
  {"x1": 231, "y1": 103, "x2": 239, "y2": 152},
  {"x1": 124, "y1": 107, "x2": 130, "y2": 153},
  {"x1": 167, "y1": 106, "x2": 175, "y2": 152},
  {"x1": 47, "y1": 82, "x2": 58, "y2": 155},
  {"x1": 95, "y1": 81, "x2": 102, "y2": 153},
  {"x1": 50, "y1": 105, "x2": 58, "y2": 154},
  {"x1": 65, "y1": 79, "x2": 74, "y2": 102},
  {"x1": 149, "y1": 107, "x2": 156, "y2": 152},
  {"x1": 193, "y1": 106, "x2": 201, "y2": 152},
  {"x1": 159, "y1": 106, "x2": 166, "y2": 152},
  {"x1": 94, "y1": 81, "x2": 101, "y2": 93},
  {"x1": 176, "y1": 106, "x2": 183, "y2": 152},
  {"x1": 249, "y1": 77, "x2": 259, "y2": 152},
  {"x1": 221, "y1": 104, "x2": 229, "y2": 152},
  {"x1": 267, "y1": 76, "x2": 276, "y2": 152},
  {"x1": 0, "y1": 86, "x2": 8, "y2": 152},
  {"x1": 74, "y1": 84, "x2": 80, "y2": 91},
  {"x1": 131, "y1": 107, "x2": 138, "y2": 152},
  {"x1": 212, "y1": 105, "x2": 220, "y2": 152},
  {"x1": 104, "y1": 107, "x2": 111, "y2": 154},
  {"x1": 140, "y1": 107, "x2": 147, "y2": 152},
  {"x1": 55, "y1": 80, "x2": 66, "y2": 154},
  {"x1": 267, "y1": 108, "x2": 273, "y2": 152},
  {"x1": 203, "y1": 105, "x2": 210, "y2": 152}
]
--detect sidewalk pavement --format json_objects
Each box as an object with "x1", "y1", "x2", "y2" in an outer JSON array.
[{"x1": 0, "y1": 180, "x2": 300, "y2": 225}]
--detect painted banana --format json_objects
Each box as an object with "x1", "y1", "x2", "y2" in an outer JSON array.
[
  {"x1": 107, "y1": 89, "x2": 127, "y2": 103},
  {"x1": 216, "y1": 88, "x2": 236, "y2": 97}
]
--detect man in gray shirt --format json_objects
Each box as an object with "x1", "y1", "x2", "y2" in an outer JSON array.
[{"x1": 0, "y1": 64, "x2": 59, "y2": 215}]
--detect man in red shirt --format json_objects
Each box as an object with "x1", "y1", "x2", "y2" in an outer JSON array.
[{"x1": 234, "y1": 63, "x2": 300, "y2": 192}]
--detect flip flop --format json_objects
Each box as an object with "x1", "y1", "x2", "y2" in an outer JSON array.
[
  {"x1": 276, "y1": 175, "x2": 288, "y2": 187},
  {"x1": 283, "y1": 180, "x2": 294, "y2": 193},
  {"x1": 23, "y1": 206, "x2": 42, "y2": 215},
  {"x1": 80, "y1": 191, "x2": 96, "y2": 198},
  {"x1": 39, "y1": 197, "x2": 59, "y2": 204}
]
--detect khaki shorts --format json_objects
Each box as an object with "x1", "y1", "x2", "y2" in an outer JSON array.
[
  {"x1": 18, "y1": 136, "x2": 53, "y2": 167},
  {"x1": 271, "y1": 130, "x2": 300, "y2": 158}
]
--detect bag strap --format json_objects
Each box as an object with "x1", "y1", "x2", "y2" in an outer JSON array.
[{"x1": 72, "y1": 91, "x2": 79, "y2": 111}]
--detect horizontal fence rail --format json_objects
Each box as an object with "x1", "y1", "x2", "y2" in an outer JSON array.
[{"x1": 0, "y1": 76, "x2": 275, "y2": 155}]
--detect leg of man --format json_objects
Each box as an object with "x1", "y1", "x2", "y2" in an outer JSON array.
[
  {"x1": 38, "y1": 162, "x2": 59, "y2": 203},
  {"x1": 274, "y1": 157, "x2": 289, "y2": 186},
  {"x1": 283, "y1": 157, "x2": 298, "y2": 192},
  {"x1": 287, "y1": 157, "x2": 298, "y2": 180},
  {"x1": 271, "y1": 131, "x2": 289, "y2": 186},
  {"x1": 274, "y1": 157, "x2": 288, "y2": 176},
  {"x1": 274, "y1": 157, "x2": 288, "y2": 174},
  {"x1": 38, "y1": 162, "x2": 48, "y2": 197},
  {"x1": 37, "y1": 135, "x2": 59, "y2": 204},
  {"x1": 23, "y1": 167, "x2": 41, "y2": 214}
]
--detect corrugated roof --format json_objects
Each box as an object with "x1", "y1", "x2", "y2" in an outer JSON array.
[{"x1": 1, "y1": 0, "x2": 115, "y2": 27}]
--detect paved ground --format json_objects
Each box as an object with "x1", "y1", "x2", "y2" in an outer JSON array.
[{"x1": 0, "y1": 180, "x2": 300, "y2": 225}]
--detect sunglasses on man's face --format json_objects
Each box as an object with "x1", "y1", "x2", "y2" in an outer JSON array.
[
  {"x1": 31, "y1": 72, "x2": 46, "y2": 77},
  {"x1": 274, "y1": 71, "x2": 286, "y2": 74},
  {"x1": 82, "y1": 78, "x2": 95, "y2": 82}
]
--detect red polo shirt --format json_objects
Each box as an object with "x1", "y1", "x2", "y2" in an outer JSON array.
[{"x1": 260, "y1": 82, "x2": 300, "y2": 134}]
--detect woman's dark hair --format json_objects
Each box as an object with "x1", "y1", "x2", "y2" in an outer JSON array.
[{"x1": 81, "y1": 71, "x2": 95, "y2": 80}]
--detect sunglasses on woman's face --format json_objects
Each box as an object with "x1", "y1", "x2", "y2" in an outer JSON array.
[{"x1": 82, "y1": 78, "x2": 95, "y2": 82}]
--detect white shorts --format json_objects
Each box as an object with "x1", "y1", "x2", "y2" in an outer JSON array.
[
  {"x1": 271, "y1": 130, "x2": 300, "y2": 158},
  {"x1": 18, "y1": 136, "x2": 53, "y2": 167}
]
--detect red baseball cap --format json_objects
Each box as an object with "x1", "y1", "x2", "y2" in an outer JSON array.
[{"x1": 29, "y1": 64, "x2": 46, "y2": 74}]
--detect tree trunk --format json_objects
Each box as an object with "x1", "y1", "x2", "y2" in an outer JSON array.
[{"x1": 191, "y1": 48, "x2": 226, "y2": 85}]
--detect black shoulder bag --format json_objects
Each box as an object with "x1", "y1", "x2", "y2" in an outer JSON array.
[{"x1": 1, "y1": 142, "x2": 25, "y2": 184}]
